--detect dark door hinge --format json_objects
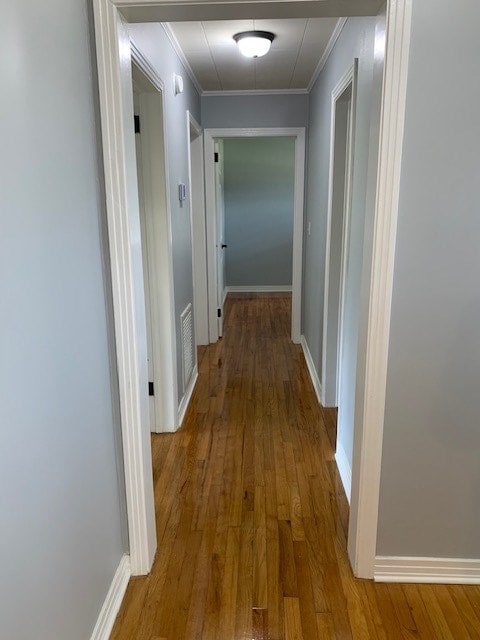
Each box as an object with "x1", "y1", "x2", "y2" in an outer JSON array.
[
  {"x1": 134, "y1": 115, "x2": 140, "y2": 134},
  {"x1": 148, "y1": 381, "x2": 154, "y2": 396},
  {"x1": 214, "y1": 152, "x2": 219, "y2": 163},
  {"x1": 217, "y1": 308, "x2": 222, "y2": 318}
]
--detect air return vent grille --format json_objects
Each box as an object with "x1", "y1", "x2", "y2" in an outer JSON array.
[{"x1": 181, "y1": 303, "x2": 194, "y2": 391}]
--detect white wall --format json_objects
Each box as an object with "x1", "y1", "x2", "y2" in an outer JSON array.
[
  {"x1": 302, "y1": 17, "x2": 381, "y2": 484},
  {"x1": 128, "y1": 24, "x2": 201, "y2": 401},
  {"x1": 0, "y1": 1, "x2": 125, "y2": 637},
  {"x1": 377, "y1": 0, "x2": 480, "y2": 559}
]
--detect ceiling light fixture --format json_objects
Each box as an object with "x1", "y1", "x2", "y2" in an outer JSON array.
[{"x1": 233, "y1": 31, "x2": 275, "y2": 58}]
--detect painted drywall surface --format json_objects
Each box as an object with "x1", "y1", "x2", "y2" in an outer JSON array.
[
  {"x1": 128, "y1": 24, "x2": 201, "y2": 400},
  {"x1": 302, "y1": 18, "x2": 378, "y2": 470},
  {"x1": 0, "y1": 1, "x2": 125, "y2": 638},
  {"x1": 377, "y1": 0, "x2": 480, "y2": 558},
  {"x1": 201, "y1": 93, "x2": 308, "y2": 129},
  {"x1": 223, "y1": 138, "x2": 295, "y2": 287}
]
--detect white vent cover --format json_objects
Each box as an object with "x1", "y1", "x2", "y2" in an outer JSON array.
[{"x1": 180, "y1": 303, "x2": 194, "y2": 391}]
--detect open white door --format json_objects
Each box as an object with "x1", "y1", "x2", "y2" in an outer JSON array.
[
  {"x1": 214, "y1": 141, "x2": 226, "y2": 337},
  {"x1": 131, "y1": 62, "x2": 178, "y2": 434},
  {"x1": 322, "y1": 62, "x2": 358, "y2": 409},
  {"x1": 134, "y1": 97, "x2": 156, "y2": 432},
  {"x1": 187, "y1": 112, "x2": 209, "y2": 346}
]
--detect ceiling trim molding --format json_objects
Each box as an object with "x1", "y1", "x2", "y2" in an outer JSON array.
[
  {"x1": 202, "y1": 88, "x2": 309, "y2": 97},
  {"x1": 160, "y1": 22, "x2": 203, "y2": 95},
  {"x1": 307, "y1": 17, "x2": 348, "y2": 92}
]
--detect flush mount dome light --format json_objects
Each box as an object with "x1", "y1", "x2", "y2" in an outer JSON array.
[{"x1": 233, "y1": 31, "x2": 275, "y2": 58}]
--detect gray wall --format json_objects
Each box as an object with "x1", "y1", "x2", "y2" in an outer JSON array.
[
  {"x1": 201, "y1": 93, "x2": 308, "y2": 129},
  {"x1": 377, "y1": 0, "x2": 480, "y2": 559},
  {"x1": 224, "y1": 138, "x2": 295, "y2": 287},
  {"x1": 128, "y1": 24, "x2": 201, "y2": 400},
  {"x1": 0, "y1": 1, "x2": 125, "y2": 638},
  {"x1": 302, "y1": 17, "x2": 380, "y2": 469}
]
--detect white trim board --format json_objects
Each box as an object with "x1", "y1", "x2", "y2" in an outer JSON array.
[
  {"x1": 204, "y1": 127, "x2": 305, "y2": 345},
  {"x1": 221, "y1": 287, "x2": 228, "y2": 308},
  {"x1": 187, "y1": 110, "x2": 209, "y2": 346},
  {"x1": 347, "y1": 0, "x2": 413, "y2": 580},
  {"x1": 93, "y1": 0, "x2": 414, "y2": 583},
  {"x1": 300, "y1": 336, "x2": 323, "y2": 407},
  {"x1": 374, "y1": 557, "x2": 480, "y2": 584},
  {"x1": 177, "y1": 364, "x2": 198, "y2": 428},
  {"x1": 133, "y1": 56, "x2": 179, "y2": 435},
  {"x1": 93, "y1": 1, "x2": 158, "y2": 575},
  {"x1": 321, "y1": 59, "x2": 358, "y2": 409},
  {"x1": 226, "y1": 285, "x2": 292, "y2": 293},
  {"x1": 335, "y1": 440, "x2": 352, "y2": 504},
  {"x1": 90, "y1": 555, "x2": 131, "y2": 640}
]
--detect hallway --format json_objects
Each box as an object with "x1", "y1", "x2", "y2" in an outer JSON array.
[{"x1": 111, "y1": 295, "x2": 480, "y2": 639}]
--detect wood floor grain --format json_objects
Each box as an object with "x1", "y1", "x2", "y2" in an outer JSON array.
[{"x1": 111, "y1": 294, "x2": 480, "y2": 639}]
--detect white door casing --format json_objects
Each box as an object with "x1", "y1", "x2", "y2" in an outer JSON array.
[
  {"x1": 92, "y1": 0, "x2": 413, "y2": 579},
  {"x1": 134, "y1": 105, "x2": 156, "y2": 432},
  {"x1": 214, "y1": 141, "x2": 226, "y2": 337},
  {"x1": 322, "y1": 61, "x2": 358, "y2": 410},
  {"x1": 204, "y1": 127, "x2": 306, "y2": 345},
  {"x1": 187, "y1": 112, "x2": 209, "y2": 346},
  {"x1": 132, "y1": 51, "x2": 178, "y2": 433},
  {"x1": 132, "y1": 60, "x2": 178, "y2": 435}
]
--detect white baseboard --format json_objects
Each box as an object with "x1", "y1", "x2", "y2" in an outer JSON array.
[
  {"x1": 334, "y1": 440, "x2": 352, "y2": 504},
  {"x1": 90, "y1": 554, "x2": 131, "y2": 640},
  {"x1": 177, "y1": 364, "x2": 198, "y2": 428},
  {"x1": 300, "y1": 335, "x2": 323, "y2": 406},
  {"x1": 226, "y1": 285, "x2": 292, "y2": 293},
  {"x1": 374, "y1": 556, "x2": 480, "y2": 584}
]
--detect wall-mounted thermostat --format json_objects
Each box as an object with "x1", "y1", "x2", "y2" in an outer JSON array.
[{"x1": 178, "y1": 183, "x2": 187, "y2": 203}]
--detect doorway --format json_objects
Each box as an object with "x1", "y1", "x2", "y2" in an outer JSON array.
[
  {"x1": 204, "y1": 128, "x2": 306, "y2": 344},
  {"x1": 132, "y1": 58, "x2": 178, "y2": 435},
  {"x1": 187, "y1": 112, "x2": 209, "y2": 346},
  {"x1": 214, "y1": 140, "x2": 226, "y2": 338},
  {"x1": 322, "y1": 63, "x2": 357, "y2": 411},
  {"x1": 321, "y1": 62, "x2": 357, "y2": 505},
  {"x1": 93, "y1": 0, "x2": 413, "y2": 580}
]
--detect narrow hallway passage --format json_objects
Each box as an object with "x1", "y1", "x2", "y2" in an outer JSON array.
[{"x1": 111, "y1": 294, "x2": 480, "y2": 640}]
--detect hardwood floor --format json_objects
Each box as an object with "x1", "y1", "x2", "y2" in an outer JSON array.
[{"x1": 111, "y1": 294, "x2": 480, "y2": 639}]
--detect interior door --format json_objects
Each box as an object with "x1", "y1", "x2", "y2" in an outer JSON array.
[
  {"x1": 214, "y1": 140, "x2": 226, "y2": 337},
  {"x1": 134, "y1": 98, "x2": 155, "y2": 432}
]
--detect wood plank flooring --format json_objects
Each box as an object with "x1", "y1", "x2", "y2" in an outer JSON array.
[{"x1": 111, "y1": 294, "x2": 480, "y2": 639}]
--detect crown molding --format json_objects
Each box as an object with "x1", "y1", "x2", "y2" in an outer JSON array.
[
  {"x1": 307, "y1": 17, "x2": 348, "y2": 92},
  {"x1": 160, "y1": 22, "x2": 203, "y2": 95},
  {"x1": 202, "y1": 88, "x2": 309, "y2": 97}
]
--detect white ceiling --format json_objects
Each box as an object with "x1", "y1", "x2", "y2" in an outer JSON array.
[{"x1": 167, "y1": 18, "x2": 341, "y2": 92}]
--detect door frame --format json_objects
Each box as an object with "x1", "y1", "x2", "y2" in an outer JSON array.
[
  {"x1": 321, "y1": 61, "x2": 358, "y2": 409},
  {"x1": 92, "y1": 0, "x2": 413, "y2": 579},
  {"x1": 204, "y1": 127, "x2": 306, "y2": 344},
  {"x1": 212, "y1": 139, "x2": 226, "y2": 339},
  {"x1": 186, "y1": 111, "x2": 209, "y2": 346},
  {"x1": 132, "y1": 55, "x2": 178, "y2": 435}
]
